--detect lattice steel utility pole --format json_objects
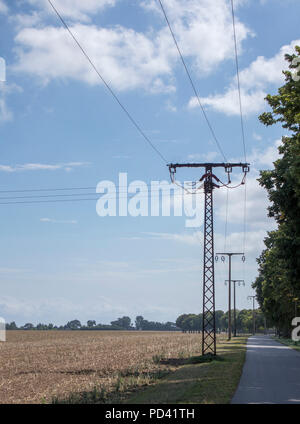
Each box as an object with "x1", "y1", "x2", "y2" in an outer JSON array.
[
  {"x1": 216, "y1": 253, "x2": 244, "y2": 340},
  {"x1": 168, "y1": 162, "x2": 249, "y2": 355},
  {"x1": 225, "y1": 279, "x2": 245, "y2": 337}
]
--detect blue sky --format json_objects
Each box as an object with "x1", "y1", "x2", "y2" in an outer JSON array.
[{"x1": 0, "y1": 0, "x2": 299, "y2": 326}]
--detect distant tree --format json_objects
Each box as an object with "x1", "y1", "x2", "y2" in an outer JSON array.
[
  {"x1": 87, "y1": 320, "x2": 96, "y2": 328},
  {"x1": 176, "y1": 314, "x2": 189, "y2": 331},
  {"x1": 175, "y1": 310, "x2": 267, "y2": 334},
  {"x1": 135, "y1": 316, "x2": 144, "y2": 330},
  {"x1": 175, "y1": 314, "x2": 202, "y2": 332},
  {"x1": 65, "y1": 319, "x2": 81, "y2": 330},
  {"x1": 215, "y1": 310, "x2": 225, "y2": 331},
  {"x1": 111, "y1": 316, "x2": 132, "y2": 330},
  {"x1": 23, "y1": 323, "x2": 34, "y2": 330},
  {"x1": 165, "y1": 322, "x2": 178, "y2": 331},
  {"x1": 36, "y1": 323, "x2": 47, "y2": 330},
  {"x1": 6, "y1": 321, "x2": 18, "y2": 330}
]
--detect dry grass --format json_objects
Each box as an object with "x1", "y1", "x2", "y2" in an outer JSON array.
[{"x1": 0, "y1": 330, "x2": 225, "y2": 404}]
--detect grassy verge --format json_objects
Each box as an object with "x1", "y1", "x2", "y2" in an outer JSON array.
[
  {"x1": 52, "y1": 336, "x2": 248, "y2": 404},
  {"x1": 52, "y1": 368, "x2": 171, "y2": 404},
  {"x1": 125, "y1": 336, "x2": 248, "y2": 404},
  {"x1": 273, "y1": 337, "x2": 300, "y2": 352}
]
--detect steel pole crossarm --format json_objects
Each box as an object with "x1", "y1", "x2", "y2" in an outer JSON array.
[
  {"x1": 167, "y1": 162, "x2": 250, "y2": 169},
  {"x1": 225, "y1": 280, "x2": 245, "y2": 283},
  {"x1": 216, "y1": 253, "x2": 244, "y2": 256}
]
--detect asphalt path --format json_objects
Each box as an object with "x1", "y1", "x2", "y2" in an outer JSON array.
[{"x1": 231, "y1": 335, "x2": 300, "y2": 404}]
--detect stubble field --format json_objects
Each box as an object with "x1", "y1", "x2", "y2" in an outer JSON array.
[{"x1": 0, "y1": 330, "x2": 223, "y2": 404}]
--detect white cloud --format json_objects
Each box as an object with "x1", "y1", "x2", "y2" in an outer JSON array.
[
  {"x1": 187, "y1": 151, "x2": 218, "y2": 161},
  {"x1": 253, "y1": 132, "x2": 262, "y2": 141},
  {"x1": 112, "y1": 155, "x2": 131, "y2": 159},
  {"x1": 40, "y1": 218, "x2": 78, "y2": 224},
  {"x1": 141, "y1": 228, "x2": 270, "y2": 262},
  {"x1": 165, "y1": 100, "x2": 177, "y2": 112},
  {"x1": 143, "y1": 230, "x2": 203, "y2": 246},
  {"x1": 247, "y1": 139, "x2": 282, "y2": 168},
  {"x1": 189, "y1": 39, "x2": 300, "y2": 115},
  {"x1": 9, "y1": 12, "x2": 43, "y2": 29},
  {"x1": 142, "y1": 0, "x2": 252, "y2": 73},
  {"x1": 13, "y1": 25, "x2": 176, "y2": 92},
  {"x1": 0, "y1": 294, "x2": 126, "y2": 325},
  {"x1": 0, "y1": 98, "x2": 12, "y2": 123},
  {"x1": 12, "y1": 0, "x2": 252, "y2": 93},
  {"x1": 0, "y1": 0, "x2": 8, "y2": 14},
  {"x1": 189, "y1": 88, "x2": 267, "y2": 116},
  {"x1": 0, "y1": 83, "x2": 12, "y2": 123},
  {"x1": 214, "y1": 174, "x2": 274, "y2": 229},
  {"x1": 0, "y1": 267, "x2": 30, "y2": 274},
  {"x1": 0, "y1": 161, "x2": 90, "y2": 172},
  {"x1": 214, "y1": 139, "x2": 282, "y2": 228},
  {"x1": 28, "y1": 0, "x2": 118, "y2": 22},
  {"x1": 0, "y1": 83, "x2": 23, "y2": 123}
]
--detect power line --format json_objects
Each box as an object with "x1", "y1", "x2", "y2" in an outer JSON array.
[
  {"x1": 243, "y1": 182, "x2": 247, "y2": 252},
  {"x1": 0, "y1": 190, "x2": 203, "y2": 201},
  {"x1": 47, "y1": 0, "x2": 168, "y2": 164},
  {"x1": 0, "y1": 180, "x2": 210, "y2": 194},
  {"x1": 157, "y1": 0, "x2": 227, "y2": 162},
  {"x1": 230, "y1": 0, "x2": 248, "y2": 275},
  {"x1": 0, "y1": 186, "x2": 96, "y2": 193},
  {"x1": 0, "y1": 183, "x2": 166, "y2": 194},
  {"x1": 0, "y1": 198, "x2": 101, "y2": 205},
  {"x1": 242, "y1": 180, "x2": 247, "y2": 283},
  {"x1": 230, "y1": 0, "x2": 247, "y2": 162},
  {"x1": 0, "y1": 191, "x2": 205, "y2": 206},
  {"x1": 0, "y1": 184, "x2": 198, "y2": 197},
  {"x1": 0, "y1": 171, "x2": 246, "y2": 198},
  {"x1": 224, "y1": 188, "x2": 229, "y2": 251},
  {"x1": 0, "y1": 189, "x2": 153, "y2": 200}
]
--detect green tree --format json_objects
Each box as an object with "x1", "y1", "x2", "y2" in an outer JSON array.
[
  {"x1": 135, "y1": 316, "x2": 144, "y2": 330},
  {"x1": 215, "y1": 310, "x2": 225, "y2": 331},
  {"x1": 110, "y1": 316, "x2": 132, "y2": 330},
  {"x1": 6, "y1": 321, "x2": 18, "y2": 330},
  {"x1": 23, "y1": 323, "x2": 34, "y2": 330},
  {"x1": 176, "y1": 314, "x2": 189, "y2": 331},
  {"x1": 253, "y1": 46, "x2": 300, "y2": 336},
  {"x1": 65, "y1": 319, "x2": 82, "y2": 330}
]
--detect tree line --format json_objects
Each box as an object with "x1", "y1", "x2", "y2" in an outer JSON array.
[
  {"x1": 176, "y1": 309, "x2": 267, "y2": 333},
  {"x1": 253, "y1": 46, "x2": 300, "y2": 337},
  {"x1": 5, "y1": 316, "x2": 178, "y2": 331},
  {"x1": 5, "y1": 310, "x2": 265, "y2": 333}
]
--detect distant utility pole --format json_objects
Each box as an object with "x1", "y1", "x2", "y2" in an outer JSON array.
[
  {"x1": 248, "y1": 295, "x2": 256, "y2": 335},
  {"x1": 225, "y1": 279, "x2": 245, "y2": 337},
  {"x1": 168, "y1": 162, "x2": 249, "y2": 355},
  {"x1": 215, "y1": 253, "x2": 244, "y2": 340}
]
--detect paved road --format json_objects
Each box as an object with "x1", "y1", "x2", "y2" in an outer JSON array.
[{"x1": 231, "y1": 335, "x2": 300, "y2": 404}]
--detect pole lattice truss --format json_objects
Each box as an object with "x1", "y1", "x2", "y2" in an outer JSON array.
[{"x1": 202, "y1": 167, "x2": 216, "y2": 355}]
